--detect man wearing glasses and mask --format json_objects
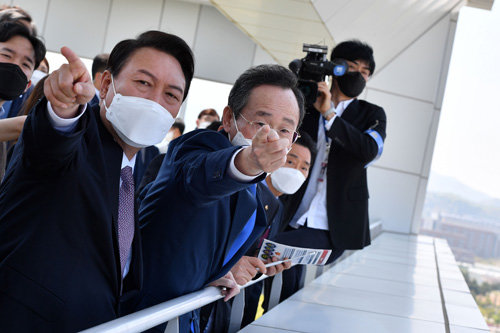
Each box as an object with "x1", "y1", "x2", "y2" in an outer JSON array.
[{"x1": 137, "y1": 64, "x2": 304, "y2": 332}]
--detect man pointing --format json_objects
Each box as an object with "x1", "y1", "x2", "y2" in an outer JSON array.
[
  {"x1": 0, "y1": 31, "x2": 194, "y2": 331},
  {"x1": 138, "y1": 64, "x2": 305, "y2": 332}
]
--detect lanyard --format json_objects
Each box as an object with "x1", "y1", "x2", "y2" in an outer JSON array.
[{"x1": 318, "y1": 117, "x2": 331, "y2": 182}]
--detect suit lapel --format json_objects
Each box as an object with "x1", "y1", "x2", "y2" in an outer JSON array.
[
  {"x1": 97, "y1": 112, "x2": 124, "y2": 291},
  {"x1": 339, "y1": 99, "x2": 359, "y2": 124},
  {"x1": 223, "y1": 186, "x2": 257, "y2": 262}
]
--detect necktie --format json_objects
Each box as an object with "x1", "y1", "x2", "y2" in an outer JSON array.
[
  {"x1": 223, "y1": 184, "x2": 257, "y2": 266},
  {"x1": 118, "y1": 166, "x2": 135, "y2": 276}
]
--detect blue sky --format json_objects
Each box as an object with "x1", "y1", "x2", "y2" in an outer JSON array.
[{"x1": 431, "y1": 2, "x2": 500, "y2": 199}]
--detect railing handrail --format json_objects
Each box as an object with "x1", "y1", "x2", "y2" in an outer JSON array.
[
  {"x1": 82, "y1": 221, "x2": 383, "y2": 333},
  {"x1": 80, "y1": 274, "x2": 269, "y2": 333}
]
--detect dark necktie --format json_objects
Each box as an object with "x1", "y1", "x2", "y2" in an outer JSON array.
[
  {"x1": 118, "y1": 166, "x2": 135, "y2": 276},
  {"x1": 223, "y1": 184, "x2": 257, "y2": 266}
]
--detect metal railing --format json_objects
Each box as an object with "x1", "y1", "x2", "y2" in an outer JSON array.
[{"x1": 82, "y1": 221, "x2": 382, "y2": 333}]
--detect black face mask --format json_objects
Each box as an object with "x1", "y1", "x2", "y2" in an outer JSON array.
[
  {"x1": 336, "y1": 71, "x2": 366, "y2": 98},
  {"x1": 0, "y1": 62, "x2": 28, "y2": 101}
]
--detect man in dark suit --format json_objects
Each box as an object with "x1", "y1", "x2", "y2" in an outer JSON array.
[
  {"x1": 137, "y1": 64, "x2": 305, "y2": 331},
  {"x1": 0, "y1": 31, "x2": 194, "y2": 331},
  {"x1": 275, "y1": 40, "x2": 387, "y2": 300}
]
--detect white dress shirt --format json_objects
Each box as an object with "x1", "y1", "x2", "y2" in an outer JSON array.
[
  {"x1": 47, "y1": 102, "x2": 135, "y2": 278},
  {"x1": 228, "y1": 147, "x2": 264, "y2": 182},
  {"x1": 290, "y1": 99, "x2": 354, "y2": 230}
]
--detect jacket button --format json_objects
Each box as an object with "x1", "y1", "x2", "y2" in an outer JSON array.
[{"x1": 265, "y1": 205, "x2": 269, "y2": 211}]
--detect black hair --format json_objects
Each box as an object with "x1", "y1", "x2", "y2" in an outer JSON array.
[
  {"x1": 107, "y1": 30, "x2": 194, "y2": 101},
  {"x1": 0, "y1": 7, "x2": 37, "y2": 35},
  {"x1": 206, "y1": 121, "x2": 222, "y2": 131},
  {"x1": 331, "y1": 40, "x2": 375, "y2": 75},
  {"x1": 92, "y1": 53, "x2": 109, "y2": 79},
  {"x1": 228, "y1": 64, "x2": 305, "y2": 127},
  {"x1": 171, "y1": 120, "x2": 185, "y2": 135},
  {"x1": 197, "y1": 108, "x2": 219, "y2": 119},
  {"x1": 294, "y1": 131, "x2": 316, "y2": 164},
  {"x1": 0, "y1": 21, "x2": 46, "y2": 69}
]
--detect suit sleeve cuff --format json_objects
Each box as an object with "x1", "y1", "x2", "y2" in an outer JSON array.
[
  {"x1": 324, "y1": 114, "x2": 337, "y2": 130},
  {"x1": 47, "y1": 101, "x2": 87, "y2": 132},
  {"x1": 228, "y1": 147, "x2": 264, "y2": 182}
]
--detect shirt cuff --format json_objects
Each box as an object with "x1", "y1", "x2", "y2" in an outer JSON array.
[
  {"x1": 228, "y1": 147, "x2": 264, "y2": 182},
  {"x1": 47, "y1": 101, "x2": 87, "y2": 133},
  {"x1": 324, "y1": 114, "x2": 337, "y2": 131}
]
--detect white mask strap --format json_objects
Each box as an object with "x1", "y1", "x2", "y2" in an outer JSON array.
[
  {"x1": 103, "y1": 75, "x2": 117, "y2": 110},
  {"x1": 111, "y1": 74, "x2": 117, "y2": 95}
]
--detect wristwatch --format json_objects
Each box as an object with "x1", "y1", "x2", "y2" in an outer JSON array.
[{"x1": 322, "y1": 101, "x2": 336, "y2": 120}]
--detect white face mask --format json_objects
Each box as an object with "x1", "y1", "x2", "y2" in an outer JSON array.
[
  {"x1": 104, "y1": 76, "x2": 175, "y2": 148},
  {"x1": 30, "y1": 69, "x2": 47, "y2": 86},
  {"x1": 230, "y1": 115, "x2": 252, "y2": 146},
  {"x1": 270, "y1": 167, "x2": 306, "y2": 194},
  {"x1": 198, "y1": 121, "x2": 212, "y2": 129}
]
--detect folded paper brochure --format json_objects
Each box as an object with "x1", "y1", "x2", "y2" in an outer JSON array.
[{"x1": 258, "y1": 239, "x2": 332, "y2": 265}]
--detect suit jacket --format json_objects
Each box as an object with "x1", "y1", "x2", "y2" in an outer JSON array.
[
  {"x1": 281, "y1": 99, "x2": 386, "y2": 249},
  {"x1": 251, "y1": 182, "x2": 283, "y2": 253},
  {"x1": 137, "y1": 129, "x2": 267, "y2": 311},
  {"x1": 133, "y1": 145, "x2": 160, "y2": 190},
  {"x1": 0, "y1": 100, "x2": 142, "y2": 332}
]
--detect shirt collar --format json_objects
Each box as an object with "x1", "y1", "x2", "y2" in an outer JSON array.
[
  {"x1": 121, "y1": 152, "x2": 136, "y2": 172},
  {"x1": 333, "y1": 98, "x2": 354, "y2": 118}
]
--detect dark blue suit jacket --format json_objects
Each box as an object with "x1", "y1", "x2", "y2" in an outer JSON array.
[
  {"x1": 137, "y1": 129, "x2": 267, "y2": 310},
  {"x1": 0, "y1": 100, "x2": 142, "y2": 332}
]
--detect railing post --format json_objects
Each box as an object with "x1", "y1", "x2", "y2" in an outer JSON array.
[
  {"x1": 163, "y1": 317, "x2": 179, "y2": 333},
  {"x1": 268, "y1": 272, "x2": 282, "y2": 310},
  {"x1": 228, "y1": 287, "x2": 245, "y2": 333}
]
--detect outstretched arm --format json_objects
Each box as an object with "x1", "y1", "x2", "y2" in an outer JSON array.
[{"x1": 21, "y1": 47, "x2": 95, "y2": 172}]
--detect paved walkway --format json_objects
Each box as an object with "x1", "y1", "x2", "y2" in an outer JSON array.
[{"x1": 241, "y1": 232, "x2": 488, "y2": 333}]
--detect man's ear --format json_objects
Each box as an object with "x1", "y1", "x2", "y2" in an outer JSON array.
[
  {"x1": 221, "y1": 106, "x2": 234, "y2": 133},
  {"x1": 94, "y1": 72, "x2": 103, "y2": 90},
  {"x1": 99, "y1": 70, "x2": 112, "y2": 100}
]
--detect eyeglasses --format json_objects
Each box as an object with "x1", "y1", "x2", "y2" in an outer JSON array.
[{"x1": 238, "y1": 113, "x2": 300, "y2": 143}]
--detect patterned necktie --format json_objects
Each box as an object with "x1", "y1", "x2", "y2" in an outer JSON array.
[
  {"x1": 118, "y1": 166, "x2": 135, "y2": 276},
  {"x1": 223, "y1": 184, "x2": 257, "y2": 266}
]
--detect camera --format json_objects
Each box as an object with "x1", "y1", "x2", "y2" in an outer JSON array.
[{"x1": 289, "y1": 43, "x2": 347, "y2": 106}]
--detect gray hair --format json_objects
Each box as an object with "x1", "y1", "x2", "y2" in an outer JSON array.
[{"x1": 228, "y1": 64, "x2": 305, "y2": 127}]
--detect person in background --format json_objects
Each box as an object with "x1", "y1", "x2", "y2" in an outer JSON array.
[
  {"x1": 196, "y1": 107, "x2": 220, "y2": 129},
  {"x1": 90, "y1": 53, "x2": 110, "y2": 106},
  {"x1": 137, "y1": 64, "x2": 304, "y2": 332},
  {"x1": 0, "y1": 6, "x2": 38, "y2": 120},
  {"x1": 206, "y1": 120, "x2": 222, "y2": 131},
  {"x1": 276, "y1": 40, "x2": 387, "y2": 302},
  {"x1": 29, "y1": 56, "x2": 49, "y2": 86},
  {"x1": 0, "y1": 76, "x2": 49, "y2": 177},
  {"x1": 0, "y1": 31, "x2": 197, "y2": 331},
  {"x1": 0, "y1": 22, "x2": 45, "y2": 180},
  {"x1": 154, "y1": 118, "x2": 185, "y2": 153}
]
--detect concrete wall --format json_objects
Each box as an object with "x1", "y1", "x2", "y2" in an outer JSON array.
[
  {"x1": 365, "y1": 12, "x2": 458, "y2": 234},
  {"x1": 9, "y1": 0, "x2": 459, "y2": 235},
  {"x1": 9, "y1": 0, "x2": 275, "y2": 84}
]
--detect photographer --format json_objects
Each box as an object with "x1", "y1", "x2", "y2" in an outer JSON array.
[{"x1": 275, "y1": 40, "x2": 387, "y2": 300}]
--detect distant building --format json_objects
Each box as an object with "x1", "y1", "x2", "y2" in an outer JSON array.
[{"x1": 421, "y1": 213, "x2": 500, "y2": 262}]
